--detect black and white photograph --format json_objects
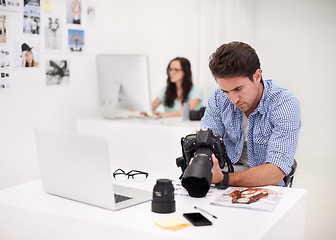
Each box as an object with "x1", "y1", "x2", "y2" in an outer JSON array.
[
  {"x1": 45, "y1": 59, "x2": 70, "y2": 86},
  {"x1": 86, "y1": 0, "x2": 96, "y2": 24},
  {"x1": 45, "y1": 14, "x2": 62, "y2": 50}
]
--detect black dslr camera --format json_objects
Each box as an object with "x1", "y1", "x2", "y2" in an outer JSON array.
[{"x1": 176, "y1": 128, "x2": 233, "y2": 197}]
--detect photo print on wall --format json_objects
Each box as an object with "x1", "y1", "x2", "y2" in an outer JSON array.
[
  {"x1": 45, "y1": 14, "x2": 63, "y2": 51},
  {"x1": 45, "y1": 59, "x2": 70, "y2": 86},
  {"x1": 14, "y1": 40, "x2": 41, "y2": 68},
  {"x1": 23, "y1": 0, "x2": 41, "y2": 35},
  {"x1": 86, "y1": 0, "x2": 96, "y2": 24},
  {"x1": 0, "y1": 0, "x2": 21, "y2": 12},
  {"x1": 0, "y1": 15, "x2": 6, "y2": 44},
  {"x1": 67, "y1": 0, "x2": 81, "y2": 25},
  {"x1": 68, "y1": 29, "x2": 84, "y2": 52}
]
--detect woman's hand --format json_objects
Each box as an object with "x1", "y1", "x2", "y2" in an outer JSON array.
[{"x1": 153, "y1": 111, "x2": 166, "y2": 118}]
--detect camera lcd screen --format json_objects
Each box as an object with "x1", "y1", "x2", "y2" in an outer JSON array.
[{"x1": 183, "y1": 212, "x2": 212, "y2": 226}]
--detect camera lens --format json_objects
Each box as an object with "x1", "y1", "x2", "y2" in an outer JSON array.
[
  {"x1": 151, "y1": 179, "x2": 175, "y2": 213},
  {"x1": 181, "y1": 148, "x2": 213, "y2": 198},
  {"x1": 177, "y1": 128, "x2": 233, "y2": 198}
]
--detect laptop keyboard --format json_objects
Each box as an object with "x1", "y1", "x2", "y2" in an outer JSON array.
[{"x1": 114, "y1": 193, "x2": 132, "y2": 203}]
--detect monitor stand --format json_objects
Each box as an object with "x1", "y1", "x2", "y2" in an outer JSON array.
[
  {"x1": 100, "y1": 82, "x2": 146, "y2": 119},
  {"x1": 101, "y1": 82, "x2": 121, "y2": 119},
  {"x1": 100, "y1": 82, "x2": 152, "y2": 120}
]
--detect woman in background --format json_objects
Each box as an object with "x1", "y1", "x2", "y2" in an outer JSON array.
[{"x1": 152, "y1": 57, "x2": 203, "y2": 118}]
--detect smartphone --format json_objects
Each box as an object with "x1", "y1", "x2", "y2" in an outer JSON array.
[{"x1": 183, "y1": 212, "x2": 212, "y2": 226}]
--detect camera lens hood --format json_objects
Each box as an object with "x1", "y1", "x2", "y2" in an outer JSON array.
[{"x1": 182, "y1": 153, "x2": 213, "y2": 198}]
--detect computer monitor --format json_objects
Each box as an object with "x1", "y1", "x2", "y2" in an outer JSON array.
[{"x1": 96, "y1": 54, "x2": 152, "y2": 119}]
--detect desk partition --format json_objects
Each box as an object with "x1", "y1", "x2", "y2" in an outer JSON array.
[{"x1": 76, "y1": 116, "x2": 201, "y2": 175}]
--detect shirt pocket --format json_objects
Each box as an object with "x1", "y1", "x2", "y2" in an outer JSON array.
[
  {"x1": 253, "y1": 123, "x2": 273, "y2": 146},
  {"x1": 253, "y1": 126, "x2": 271, "y2": 163},
  {"x1": 223, "y1": 126, "x2": 240, "y2": 143}
]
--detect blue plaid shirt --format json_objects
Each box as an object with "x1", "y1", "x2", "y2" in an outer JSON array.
[{"x1": 201, "y1": 79, "x2": 301, "y2": 186}]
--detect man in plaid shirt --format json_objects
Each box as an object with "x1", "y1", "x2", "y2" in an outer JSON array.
[{"x1": 201, "y1": 41, "x2": 301, "y2": 188}]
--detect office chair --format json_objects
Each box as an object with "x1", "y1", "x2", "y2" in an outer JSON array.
[{"x1": 283, "y1": 159, "x2": 297, "y2": 187}]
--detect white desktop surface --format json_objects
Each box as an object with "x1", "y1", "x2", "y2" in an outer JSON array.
[{"x1": 0, "y1": 170, "x2": 306, "y2": 240}]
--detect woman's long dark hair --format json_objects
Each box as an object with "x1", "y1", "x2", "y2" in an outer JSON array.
[{"x1": 164, "y1": 57, "x2": 193, "y2": 108}]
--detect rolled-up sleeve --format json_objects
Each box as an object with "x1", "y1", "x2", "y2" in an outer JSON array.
[{"x1": 266, "y1": 95, "x2": 301, "y2": 176}]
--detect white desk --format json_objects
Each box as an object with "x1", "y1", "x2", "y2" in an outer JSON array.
[
  {"x1": 4, "y1": 116, "x2": 305, "y2": 239},
  {"x1": 76, "y1": 116, "x2": 201, "y2": 176},
  {"x1": 0, "y1": 170, "x2": 306, "y2": 240}
]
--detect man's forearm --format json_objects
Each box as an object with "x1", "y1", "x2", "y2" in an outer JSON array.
[{"x1": 229, "y1": 163, "x2": 285, "y2": 187}]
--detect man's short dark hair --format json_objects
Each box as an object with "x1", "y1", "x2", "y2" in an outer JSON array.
[{"x1": 209, "y1": 41, "x2": 261, "y2": 81}]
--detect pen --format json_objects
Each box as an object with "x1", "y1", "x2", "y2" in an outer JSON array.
[{"x1": 194, "y1": 206, "x2": 217, "y2": 219}]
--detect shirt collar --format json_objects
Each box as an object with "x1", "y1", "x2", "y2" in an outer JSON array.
[{"x1": 254, "y1": 80, "x2": 268, "y2": 115}]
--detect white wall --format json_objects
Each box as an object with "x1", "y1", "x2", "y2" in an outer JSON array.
[
  {"x1": 255, "y1": 0, "x2": 336, "y2": 163},
  {"x1": 94, "y1": 0, "x2": 201, "y2": 100},
  {"x1": 199, "y1": 0, "x2": 256, "y2": 100},
  {"x1": 0, "y1": 0, "x2": 99, "y2": 189},
  {"x1": 255, "y1": 1, "x2": 336, "y2": 239}
]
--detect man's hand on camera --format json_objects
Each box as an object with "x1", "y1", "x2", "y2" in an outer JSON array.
[{"x1": 211, "y1": 154, "x2": 224, "y2": 184}]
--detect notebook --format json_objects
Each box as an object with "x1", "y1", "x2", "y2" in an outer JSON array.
[{"x1": 34, "y1": 128, "x2": 152, "y2": 211}]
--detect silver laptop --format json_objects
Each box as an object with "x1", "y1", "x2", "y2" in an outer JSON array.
[{"x1": 34, "y1": 128, "x2": 152, "y2": 210}]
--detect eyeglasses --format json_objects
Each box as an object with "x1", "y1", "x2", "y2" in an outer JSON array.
[
  {"x1": 112, "y1": 168, "x2": 149, "y2": 182},
  {"x1": 168, "y1": 68, "x2": 183, "y2": 72}
]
